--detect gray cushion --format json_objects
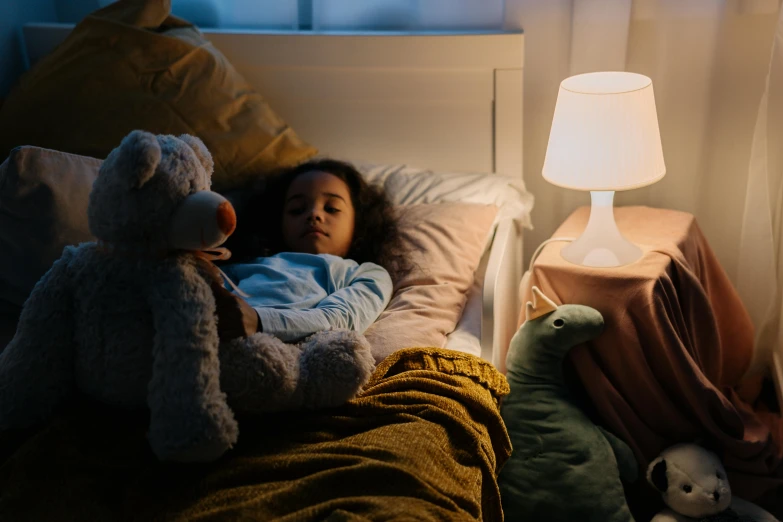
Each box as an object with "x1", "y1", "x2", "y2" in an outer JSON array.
[{"x1": 0, "y1": 146, "x2": 99, "y2": 309}]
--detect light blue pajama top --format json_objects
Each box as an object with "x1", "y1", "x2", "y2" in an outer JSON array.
[{"x1": 222, "y1": 252, "x2": 393, "y2": 342}]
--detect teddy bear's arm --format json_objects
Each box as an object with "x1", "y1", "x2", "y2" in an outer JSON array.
[
  {"x1": 598, "y1": 425, "x2": 639, "y2": 483},
  {"x1": 146, "y1": 261, "x2": 238, "y2": 463},
  {"x1": 0, "y1": 248, "x2": 75, "y2": 431}
]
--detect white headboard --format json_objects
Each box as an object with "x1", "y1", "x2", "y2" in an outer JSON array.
[{"x1": 22, "y1": 24, "x2": 524, "y2": 179}]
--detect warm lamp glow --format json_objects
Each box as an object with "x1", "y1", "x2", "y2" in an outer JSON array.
[{"x1": 543, "y1": 71, "x2": 666, "y2": 267}]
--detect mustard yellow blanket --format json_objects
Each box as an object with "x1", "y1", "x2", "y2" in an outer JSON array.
[{"x1": 0, "y1": 348, "x2": 511, "y2": 521}]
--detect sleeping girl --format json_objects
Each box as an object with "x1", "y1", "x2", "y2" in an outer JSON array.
[
  {"x1": 208, "y1": 159, "x2": 411, "y2": 412},
  {"x1": 212, "y1": 158, "x2": 409, "y2": 342}
]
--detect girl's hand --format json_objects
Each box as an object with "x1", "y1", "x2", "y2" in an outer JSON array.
[{"x1": 210, "y1": 280, "x2": 260, "y2": 340}]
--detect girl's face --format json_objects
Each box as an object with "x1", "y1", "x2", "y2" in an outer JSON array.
[{"x1": 281, "y1": 170, "x2": 356, "y2": 257}]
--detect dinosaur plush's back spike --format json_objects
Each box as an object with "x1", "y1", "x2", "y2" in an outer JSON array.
[{"x1": 525, "y1": 286, "x2": 559, "y2": 322}]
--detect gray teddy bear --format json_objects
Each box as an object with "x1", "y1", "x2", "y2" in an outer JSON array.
[{"x1": 0, "y1": 130, "x2": 376, "y2": 463}]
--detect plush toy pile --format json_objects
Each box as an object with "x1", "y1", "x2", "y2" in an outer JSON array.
[{"x1": 0, "y1": 130, "x2": 375, "y2": 463}]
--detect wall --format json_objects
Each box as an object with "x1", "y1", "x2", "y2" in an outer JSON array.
[{"x1": 0, "y1": 0, "x2": 58, "y2": 99}]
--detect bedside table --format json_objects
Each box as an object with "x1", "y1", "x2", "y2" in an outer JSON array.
[{"x1": 519, "y1": 206, "x2": 781, "y2": 507}]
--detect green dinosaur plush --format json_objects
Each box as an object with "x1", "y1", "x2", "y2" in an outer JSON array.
[{"x1": 499, "y1": 286, "x2": 638, "y2": 522}]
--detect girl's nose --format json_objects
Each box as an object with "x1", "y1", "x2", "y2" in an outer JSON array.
[{"x1": 307, "y1": 208, "x2": 323, "y2": 222}]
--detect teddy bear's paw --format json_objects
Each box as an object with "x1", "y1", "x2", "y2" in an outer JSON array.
[
  {"x1": 219, "y1": 333, "x2": 304, "y2": 413},
  {"x1": 148, "y1": 399, "x2": 239, "y2": 463},
  {"x1": 298, "y1": 329, "x2": 376, "y2": 409}
]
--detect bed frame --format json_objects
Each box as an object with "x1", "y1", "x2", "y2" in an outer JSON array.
[{"x1": 22, "y1": 23, "x2": 526, "y2": 370}]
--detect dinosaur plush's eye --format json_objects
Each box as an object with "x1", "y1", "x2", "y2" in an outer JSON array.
[
  {"x1": 716, "y1": 472, "x2": 723, "y2": 480},
  {"x1": 553, "y1": 319, "x2": 565, "y2": 328},
  {"x1": 682, "y1": 485, "x2": 692, "y2": 493}
]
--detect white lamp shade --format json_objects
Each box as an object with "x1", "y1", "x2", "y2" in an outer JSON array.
[{"x1": 542, "y1": 72, "x2": 666, "y2": 191}]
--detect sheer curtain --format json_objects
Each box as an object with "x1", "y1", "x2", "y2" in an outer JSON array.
[
  {"x1": 738, "y1": 3, "x2": 783, "y2": 377},
  {"x1": 102, "y1": 0, "x2": 782, "y2": 377}
]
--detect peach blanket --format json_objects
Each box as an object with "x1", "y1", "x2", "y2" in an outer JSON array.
[{"x1": 522, "y1": 206, "x2": 783, "y2": 519}]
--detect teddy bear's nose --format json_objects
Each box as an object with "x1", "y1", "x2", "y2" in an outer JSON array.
[{"x1": 216, "y1": 201, "x2": 236, "y2": 236}]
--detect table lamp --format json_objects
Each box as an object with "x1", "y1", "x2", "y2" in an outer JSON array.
[{"x1": 542, "y1": 71, "x2": 666, "y2": 267}]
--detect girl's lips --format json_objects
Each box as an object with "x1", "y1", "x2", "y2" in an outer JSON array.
[{"x1": 303, "y1": 229, "x2": 327, "y2": 237}]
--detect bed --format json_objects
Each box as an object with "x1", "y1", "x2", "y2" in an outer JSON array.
[
  {"x1": 11, "y1": 21, "x2": 529, "y2": 370},
  {"x1": 0, "y1": 3, "x2": 530, "y2": 521}
]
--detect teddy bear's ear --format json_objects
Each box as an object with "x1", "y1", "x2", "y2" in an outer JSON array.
[
  {"x1": 647, "y1": 457, "x2": 668, "y2": 492},
  {"x1": 116, "y1": 130, "x2": 161, "y2": 189},
  {"x1": 178, "y1": 134, "x2": 214, "y2": 176}
]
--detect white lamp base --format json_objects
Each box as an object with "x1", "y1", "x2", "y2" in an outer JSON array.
[{"x1": 560, "y1": 191, "x2": 642, "y2": 268}]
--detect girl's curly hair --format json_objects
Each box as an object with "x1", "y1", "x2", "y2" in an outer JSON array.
[{"x1": 222, "y1": 159, "x2": 411, "y2": 283}]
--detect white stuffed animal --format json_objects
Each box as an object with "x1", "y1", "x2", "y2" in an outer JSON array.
[{"x1": 647, "y1": 443, "x2": 780, "y2": 522}]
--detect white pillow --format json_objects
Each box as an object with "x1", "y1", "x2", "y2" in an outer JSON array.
[{"x1": 357, "y1": 163, "x2": 534, "y2": 229}]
